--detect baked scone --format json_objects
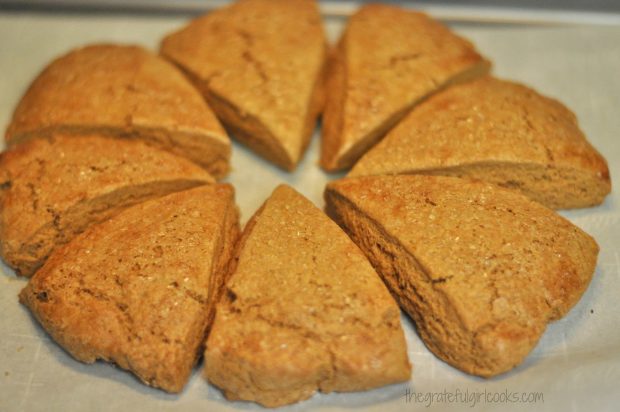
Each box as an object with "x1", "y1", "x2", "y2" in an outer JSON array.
[
  {"x1": 349, "y1": 77, "x2": 611, "y2": 209},
  {"x1": 161, "y1": 0, "x2": 327, "y2": 171},
  {"x1": 5, "y1": 44, "x2": 231, "y2": 179},
  {"x1": 20, "y1": 184, "x2": 240, "y2": 393},
  {"x1": 325, "y1": 175, "x2": 598, "y2": 377},
  {"x1": 0, "y1": 134, "x2": 214, "y2": 277},
  {"x1": 204, "y1": 185, "x2": 411, "y2": 407},
  {"x1": 320, "y1": 4, "x2": 490, "y2": 171}
]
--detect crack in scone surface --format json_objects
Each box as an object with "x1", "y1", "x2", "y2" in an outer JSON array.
[
  {"x1": 207, "y1": 187, "x2": 409, "y2": 403},
  {"x1": 326, "y1": 176, "x2": 597, "y2": 376}
]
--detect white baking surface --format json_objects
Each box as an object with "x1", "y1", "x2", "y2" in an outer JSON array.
[{"x1": 1, "y1": 9, "x2": 619, "y2": 412}]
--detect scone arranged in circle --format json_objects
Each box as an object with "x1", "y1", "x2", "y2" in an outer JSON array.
[
  {"x1": 0, "y1": 134, "x2": 214, "y2": 277},
  {"x1": 325, "y1": 175, "x2": 598, "y2": 377},
  {"x1": 349, "y1": 77, "x2": 611, "y2": 209},
  {"x1": 320, "y1": 3, "x2": 490, "y2": 171},
  {"x1": 161, "y1": 0, "x2": 327, "y2": 171},
  {"x1": 20, "y1": 185, "x2": 240, "y2": 393},
  {"x1": 205, "y1": 185, "x2": 411, "y2": 407},
  {"x1": 5, "y1": 44, "x2": 231, "y2": 178}
]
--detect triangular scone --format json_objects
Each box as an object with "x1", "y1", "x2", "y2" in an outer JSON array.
[
  {"x1": 20, "y1": 185, "x2": 240, "y2": 393},
  {"x1": 204, "y1": 185, "x2": 410, "y2": 407},
  {"x1": 161, "y1": 0, "x2": 327, "y2": 171},
  {"x1": 320, "y1": 4, "x2": 490, "y2": 171},
  {"x1": 5, "y1": 44, "x2": 231, "y2": 178},
  {"x1": 325, "y1": 175, "x2": 598, "y2": 377},
  {"x1": 349, "y1": 77, "x2": 611, "y2": 209},
  {"x1": 0, "y1": 134, "x2": 214, "y2": 277}
]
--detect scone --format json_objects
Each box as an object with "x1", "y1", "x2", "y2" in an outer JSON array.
[
  {"x1": 349, "y1": 77, "x2": 611, "y2": 209},
  {"x1": 20, "y1": 185, "x2": 240, "y2": 393},
  {"x1": 161, "y1": 0, "x2": 327, "y2": 171},
  {"x1": 0, "y1": 134, "x2": 214, "y2": 276},
  {"x1": 5, "y1": 44, "x2": 231, "y2": 178},
  {"x1": 204, "y1": 185, "x2": 411, "y2": 407},
  {"x1": 320, "y1": 3, "x2": 490, "y2": 171},
  {"x1": 325, "y1": 175, "x2": 598, "y2": 377}
]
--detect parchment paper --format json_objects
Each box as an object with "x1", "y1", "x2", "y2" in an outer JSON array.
[{"x1": 1, "y1": 9, "x2": 619, "y2": 412}]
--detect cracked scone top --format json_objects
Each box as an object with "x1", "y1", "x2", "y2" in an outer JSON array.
[
  {"x1": 348, "y1": 77, "x2": 611, "y2": 209},
  {"x1": 0, "y1": 134, "x2": 214, "y2": 277},
  {"x1": 161, "y1": 0, "x2": 327, "y2": 170},
  {"x1": 204, "y1": 185, "x2": 411, "y2": 407},
  {"x1": 5, "y1": 44, "x2": 231, "y2": 178},
  {"x1": 325, "y1": 175, "x2": 599, "y2": 377},
  {"x1": 320, "y1": 3, "x2": 490, "y2": 171},
  {"x1": 20, "y1": 185, "x2": 240, "y2": 393}
]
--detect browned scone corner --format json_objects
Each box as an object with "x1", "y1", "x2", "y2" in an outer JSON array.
[
  {"x1": 0, "y1": 134, "x2": 215, "y2": 277},
  {"x1": 204, "y1": 185, "x2": 411, "y2": 407},
  {"x1": 161, "y1": 0, "x2": 328, "y2": 171},
  {"x1": 320, "y1": 3, "x2": 491, "y2": 172},
  {"x1": 19, "y1": 184, "x2": 240, "y2": 393},
  {"x1": 5, "y1": 44, "x2": 231, "y2": 179},
  {"x1": 349, "y1": 76, "x2": 611, "y2": 209},
  {"x1": 325, "y1": 175, "x2": 599, "y2": 377}
]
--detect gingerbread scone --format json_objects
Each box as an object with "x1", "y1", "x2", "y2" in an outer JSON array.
[
  {"x1": 321, "y1": 3, "x2": 490, "y2": 171},
  {"x1": 161, "y1": 0, "x2": 327, "y2": 171},
  {"x1": 20, "y1": 185, "x2": 240, "y2": 393},
  {"x1": 325, "y1": 175, "x2": 598, "y2": 377},
  {"x1": 349, "y1": 77, "x2": 610, "y2": 209},
  {"x1": 205, "y1": 185, "x2": 410, "y2": 407},
  {"x1": 0, "y1": 134, "x2": 213, "y2": 276},
  {"x1": 6, "y1": 44, "x2": 230, "y2": 178}
]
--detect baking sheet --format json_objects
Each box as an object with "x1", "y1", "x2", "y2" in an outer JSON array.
[{"x1": 1, "y1": 9, "x2": 619, "y2": 412}]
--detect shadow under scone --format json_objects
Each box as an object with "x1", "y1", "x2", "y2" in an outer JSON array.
[
  {"x1": 325, "y1": 175, "x2": 598, "y2": 377},
  {"x1": 204, "y1": 185, "x2": 411, "y2": 407},
  {"x1": 19, "y1": 185, "x2": 240, "y2": 393}
]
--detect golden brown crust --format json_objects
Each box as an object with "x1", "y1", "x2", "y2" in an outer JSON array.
[
  {"x1": 325, "y1": 175, "x2": 599, "y2": 377},
  {"x1": 204, "y1": 185, "x2": 411, "y2": 407},
  {"x1": 0, "y1": 134, "x2": 213, "y2": 277},
  {"x1": 5, "y1": 44, "x2": 231, "y2": 178},
  {"x1": 320, "y1": 3, "x2": 490, "y2": 171},
  {"x1": 348, "y1": 76, "x2": 611, "y2": 209},
  {"x1": 161, "y1": 0, "x2": 327, "y2": 171},
  {"x1": 19, "y1": 185, "x2": 240, "y2": 393}
]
